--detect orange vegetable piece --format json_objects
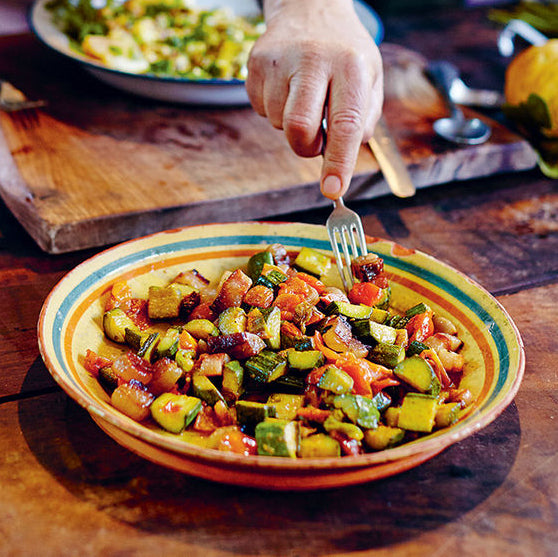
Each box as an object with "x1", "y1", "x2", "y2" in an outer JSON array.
[
  {"x1": 406, "y1": 311, "x2": 434, "y2": 343},
  {"x1": 348, "y1": 282, "x2": 383, "y2": 306}
]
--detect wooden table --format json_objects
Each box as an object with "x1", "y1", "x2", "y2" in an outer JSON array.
[{"x1": 1, "y1": 6, "x2": 557, "y2": 556}]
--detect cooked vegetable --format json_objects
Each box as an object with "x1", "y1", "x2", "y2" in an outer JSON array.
[{"x1": 85, "y1": 243, "x2": 472, "y2": 459}]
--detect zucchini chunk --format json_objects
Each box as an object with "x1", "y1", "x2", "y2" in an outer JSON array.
[
  {"x1": 150, "y1": 393, "x2": 202, "y2": 434},
  {"x1": 148, "y1": 284, "x2": 196, "y2": 320},
  {"x1": 236, "y1": 400, "x2": 277, "y2": 431},
  {"x1": 363, "y1": 425, "x2": 405, "y2": 451},
  {"x1": 247, "y1": 251, "x2": 274, "y2": 282},
  {"x1": 293, "y1": 247, "x2": 331, "y2": 277},
  {"x1": 221, "y1": 360, "x2": 244, "y2": 403},
  {"x1": 398, "y1": 393, "x2": 439, "y2": 433},
  {"x1": 245, "y1": 350, "x2": 288, "y2": 383},
  {"x1": 325, "y1": 301, "x2": 372, "y2": 320},
  {"x1": 103, "y1": 308, "x2": 139, "y2": 344},
  {"x1": 287, "y1": 349, "x2": 325, "y2": 371},
  {"x1": 367, "y1": 342, "x2": 405, "y2": 368},
  {"x1": 435, "y1": 402, "x2": 461, "y2": 428},
  {"x1": 299, "y1": 434, "x2": 341, "y2": 458},
  {"x1": 192, "y1": 375, "x2": 226, "y2": 406},
  {"x1": 255, "y1": 419, "x2": 299, "y2": 458},
  {"x1": 332, "y1": 394, "x2": 380, "y2": 429},
  {"x1": 267, "y1": 393, "x2": 305, "y2": 420},
  {"x1": 317, "y1": 366, "x2": 354, "y2": 395},
  {"x1": 393, "y1": 355, "x2": 441, "y2": 395}
]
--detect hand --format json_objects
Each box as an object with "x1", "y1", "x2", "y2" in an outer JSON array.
[{"x1": 246, "y1": 0, "x2": 383, "y2": 199}]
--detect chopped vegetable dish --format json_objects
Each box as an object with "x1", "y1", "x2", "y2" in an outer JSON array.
[
  {"x1": 85, "y1": 244, "x2": 473, "y2": 458},
  {"x1": 46, "y1": 0, "x2": 264, "y2": 79}
]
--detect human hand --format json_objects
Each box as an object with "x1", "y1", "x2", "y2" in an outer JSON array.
[{"x1": 246, "y1": 0, "x2": 383, "y2": 200}]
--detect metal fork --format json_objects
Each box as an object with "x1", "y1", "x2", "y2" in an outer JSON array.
[
  {"x1": 326, "y1": 197, "x2": 368, "y2": 293},
  {"x1": 321, "y1": 115, "x2": 368, "y2": 292}
]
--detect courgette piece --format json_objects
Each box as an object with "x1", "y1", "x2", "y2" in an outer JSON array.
[
  {"x1": 245, "y1": 350, "x2": 288, "y2": 383},
  {"x1": 435, "y1": 402, "x2": 461, "y2": 428},
  {"x1": 363, "y1": 425, "x2": 405, "y2": 450},
  {"x1": 148, "y1": 284, "x2": 195, "y2": 320},
  {"x1": 393, "y1": 355, "x2": 441, "y2": 395},
  {"x1": 287, "y1": 349, "x2": 325, "y2": 371},
  {"x1": 280, "y1": 331, "x2": 313, "y2": 351},
  {"x1": 375, "y1": 286, "x2": 391, "y2": 310},
  {"x1": 247, "y1": 251, "x2": 274, "y2": 282},
  {"x1": 255, "y1": 418, "x2": 299, "y2": 458},
  {"x1": 137, "y1": 332, "x2": 160, "y2": 363},
  {"x1": 367, "y1": 343, "x2": 405, "y2": 368},
  {"x1": 398, "y1": 393, "x2": 439, "y2": 433},
  {"x1": 155, "y1": 327, "x2": 181, "y2": 360},
  {"x1": 192, "y1": 375, "x2": 226, "y2": 406},
  {"x1": 183, "y1": 319, "x2": 220, "y2": 339},
  {"x1": 256, "y1": 264, "x2": 288, "y2": 288},
  {"x1": 98, "y1": 365, "x2": 119, "y2": 393},
  {"x1": 406, "y1": 302, "x2": 431, "y2": 318},
  {"x1": 325, "y1": 301, "x2": 372, "y2": 320},
  {"x1": 406, "y1": 340, "x2": 430, "y2": 357},
  {"x1": 218, "y1": 306, "x2": 247, "y2": 335},
  {"x1": 270, "y1": 374, "x2": 306, "y2": 393},
  {"x1": 221, "y1": 360, "x2": 244, "y2": 403},
  {"x1": 384, "y1": 406, "x2": 401, "y2": 427},
  {"x1": 267, "y1": 393, "x2": 305, "y2": 420},
  {"x1": 317, "y1": 365, "x2": 354, "y2": 395},
  {"x1": 150, "y1": 393, "x2": 202, "y2": 434},
  {"x1": 298, "y1": 434, "x2": 341, "y2": 458},
  {"x1": 323, "y1": 415, "x2": 364, "y2": 440},
  {"x1": 332, "y1": 394, "x2": 380, "y2": 429},
  {"x1": 236, "y1": 400, "x2": 277, "y2": 432},
  {"x1": 370, "y1": 307, "x2": 389, "y2": 324},
  {"x1": 353, "y1": 319, "x2": 397, "y2": 345},
  {"x1": 103, "y1": 308, "x2": 139, "y2": 344},
  {"x1": 293, "y1": 247, "x2": 331, "y2": 277}
]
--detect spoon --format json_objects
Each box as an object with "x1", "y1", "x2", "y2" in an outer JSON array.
[{"x1": 427, "y1": 61, "x2": 492, "y2": 145}]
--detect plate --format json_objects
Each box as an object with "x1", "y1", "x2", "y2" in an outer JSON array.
[
  {"x1": 38, "y1": 222, "x2": 525, "y2": 489},
  {"x1": 29, "y1": 0, "x2": 384, "y2": 106}
]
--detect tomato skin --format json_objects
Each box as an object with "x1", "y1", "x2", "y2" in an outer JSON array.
[
  {"x1": 406, "y1": 312, "x2": 434, "y2": 343},
  {"x1": 348, "y1": 282, "x2": 383, "y2": 306},
  {"x1": 84, "y1": 350, "x2": 113, "y2": 376}
]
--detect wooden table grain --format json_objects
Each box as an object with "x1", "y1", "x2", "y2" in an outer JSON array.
[{"x1": 1, "y1": 6, "x2": 557, "y2": 557}]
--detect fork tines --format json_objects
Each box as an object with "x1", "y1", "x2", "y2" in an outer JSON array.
[{"x1": 326, "y1": 198, "x2": 368, "y2": 294}]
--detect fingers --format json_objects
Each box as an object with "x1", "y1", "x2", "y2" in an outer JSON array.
[
  {"x1": 320, "y1": 54, "x2": 376, "y2": 200},
  {"x1": 282, "y1": 64, "x2": 329, "y2": 157}
]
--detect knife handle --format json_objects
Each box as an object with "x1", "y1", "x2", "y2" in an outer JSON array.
[{"x1": 368, "y1": 116, "x2": 415, "y2": 198}]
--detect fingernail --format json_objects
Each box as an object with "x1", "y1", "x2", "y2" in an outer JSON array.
[{"x1": 322, "y1": 175, "x2": 341, "y2": 198}]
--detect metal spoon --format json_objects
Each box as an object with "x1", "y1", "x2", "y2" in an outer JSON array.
[{"x1": 427, "y1": 61, "x2": 492, "y2": 145}]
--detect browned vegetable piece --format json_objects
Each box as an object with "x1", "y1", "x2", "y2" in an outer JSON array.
[
  {"x1": 172, "y1": 269, "x2": 210, "y2": 290},
  {"x1": 211, "y1": 269, "x2": 253, "y2": 313},
  {"x1": 321, "y1": 315, "x2": 368, "y2": 358},
  {"x1": 111, "y1": 380, "x2": 154, "y2": 421},
  {"x1": 193, "y1": 353, "x2": 231, "y2": 376},
  {"x1": 148, "y1": 284, "x2": 199, "y2": 320},
  {"x1": 206, "y1": 332, "x2": 266, "y2": 359},
  {"x1": 149, "y1": 357, "x2": 183, "y2": 395},
  {"x1": 351, "y1": 253, "x2": 384, "y2": 282}
]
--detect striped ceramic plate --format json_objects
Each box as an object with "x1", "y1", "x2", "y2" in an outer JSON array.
[{"x1": 38, "y1": 222, "x2": 525, "y2": 489}]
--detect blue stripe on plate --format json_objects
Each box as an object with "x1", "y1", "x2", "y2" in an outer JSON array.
[{"x1": 51, "y1": 234, "x2": 511, "y2": 405}]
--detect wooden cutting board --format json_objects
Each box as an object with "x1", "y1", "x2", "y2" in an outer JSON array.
[{"x1": 0, "y1": 36, "x2": 537, "y2": 253}]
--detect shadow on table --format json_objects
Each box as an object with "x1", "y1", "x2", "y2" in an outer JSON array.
[{"x1": 19, "y1": 361, "x2": 520, "y2": 554}]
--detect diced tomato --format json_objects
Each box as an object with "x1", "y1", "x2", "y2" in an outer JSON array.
[
  {"x1": 83, "y1": 350, "x2": 113, "y2": 377},
  {"x1": 406, "y1": 311, "x2": 434, "y2": 343},
  {"x1": 306, "y1": 364, "x2": 329, "y2": 386},
  {"x1": 348, "y1": 282, "x2": 383, "y2": 307},
  {"x1": 104, "y1": 281, "x2": 132, "y2": 311},
  {"x1": 306, "y1": 307, "x2": 326, "y2": 327},
  {"x1": 371, "y1": 272, "x2": 390, "y2": 289},
  {"x1": 192, "y1": 405, "x2": 220, "y2": 433}
]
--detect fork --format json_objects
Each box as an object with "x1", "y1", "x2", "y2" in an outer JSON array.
[
  {"x1": 321, "y1": 115, "x2": 368, "y2": 292},
  {"x1": 326, "y1": 197, "x2": 369, "y2": 293}
]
